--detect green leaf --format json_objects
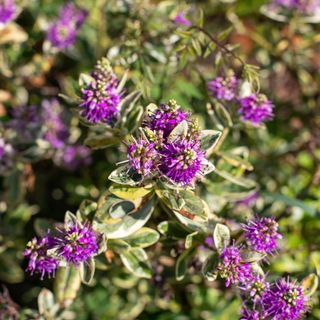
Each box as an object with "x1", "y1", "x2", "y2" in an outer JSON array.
[
  {"x1": 120, "y1": 248, "x2": 152, "y2": 278},
  {"x1": 214, "y1": 102, "x2": 233, "y2": 127},
  {"x1": 124, "y1": 227, "x2": 160, "y2": 248},
  {"x1": 200, "y1": 130, "x2": 222, "y2": 151},
  {"x1": 93, "y1": 197, "x2": 155, "y2": 239},
  {"x1": 64, "y1": 211, "x2": 78, "y2": 228},
  {"x1": 241, "y1": 250, "x2": 265, "y2": 263},
  {"x1": 214, "y1": 169, "x2": 256, "y2": 189},
  {"x1": 301, "y1": 273, "x2": 319, "y2": 297},
  {"x1": 0, "y1": 252, "x2": 24, "y2": 283},
  {"x1": 175, "y1": 247, "x2": 196, "y2": 281},
  {"x1": 54, "y1": 266, "x2": 81, "y2": 304},
  {"x1": 213, "y1": 223, "x2": 230, "y2": 252},
  {"x1": 262, "y1": 192, "x2": 317, "y2": 217},
  {"x1": 185, "y1": 231, "x2": 199, "y2": 249},
  {"x1": 80, "y1": 257, "x2": 95, "y2": 284},
  {"x1": 76, "y1": 200, "x2": 97, "y2": 222},
  {"x1": 107, "y1": 239, "x2": 131, "y2": 253},
  {"x1": 109, "y1": 200, "x2": 135, "y2": 219},
  {"x1": 119, "y1": 90, "x2": 142, "y2": 116},
  {"x1": 108, "y1": 165, "x2": 143, "y2": 186},
  {"x1": 202, "y1": 253, "x2": 219, "y2": 281},
  {"x1": 168, "y1": 120, "x2": 188, "y2": 142},
  {"x1": 38, "y1": 289, "x2": 55, "y2": 316},
  {"x1": 218, "y1": 151, "x2": 253, "y2": 171},
  {"x1": 109, "y1": 184, "x2": 153, "y2": 201}
]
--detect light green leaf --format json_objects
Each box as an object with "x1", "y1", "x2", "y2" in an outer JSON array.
[
  {"x1": 200, "y1": 130, "x2": 222, "y2": 151},
  {"x1": 175, "y1": 247, "x2": 196, "y2": 281},
  {"x1": 80, "y1": 257, "x2": 95, "y2": 285},
  {"x1": 120, "y1": 248, "x2": 152, "y2": 278},
  {"x1": 108, "y1": 165, "x2": 143, "y2": 186},
  {"x1": 301, "y1": 274, "x2": 319, "y2": 297},
  {"x1": 185, "y1": 231, "x2": 199, "y2": 249},
  {"x1": 124, "y1": 227, "x2": 160, "y2": 248},
  {"x1": 213, "y1": 223, "x2": 230, "y2": 252},
  {"x1": 109, "y1": 184, "x2": 153, "y2": 201}
]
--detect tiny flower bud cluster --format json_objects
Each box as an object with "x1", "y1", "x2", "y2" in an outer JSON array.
[
  {"x1": 80, "y1": 58, "x2": 121, "y2": 124},
  {"x1": 24, "y1": 222, "x2": 101, "y2": 279},
  {"x1": 47, "y1": 2, "x2": 87, "y2": 50},
  {"x1": 208, "y1": 76, "x2": 274, "y2": 125},
  {"x1": 127, "y1": 100, "x2": 212, "y2": 186}
]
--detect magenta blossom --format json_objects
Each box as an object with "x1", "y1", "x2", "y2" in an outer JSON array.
[
  {"x1": 208, "y1": 76, "x2": 239, "y2": 101},
  {"x1": 0, "y1": 0, "x2": 15, "y2": 25},
  {"x1": 173, "y1": 12, "x2": 192, "y2": 27},
  {"x1": 238, "y1": 94, "x2": 274, "y2": 125},
  {"x1": 242, "y1": 216, "x2": 282, "y2": 254},
  {"x1": 262, "y1": 277, "x2": 308, "y2": 320}
]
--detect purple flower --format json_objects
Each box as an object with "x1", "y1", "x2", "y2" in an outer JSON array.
[
  {"x1": 145, "y1": 100, "x2": 189, "y2": 138},
  {"x1": 56, "y1": 222, "x2": 99, "y2": 265},
  {"x1": 80, "y1": 59, "x2": 121, "y2": 124},
  {"x1": 23, "y1": 235, "x2": 59, "y2": 279},
  {"x1": 159, "y1": 139, "x2": 206, "y2": 185},
  {"x1": 240, "y1": 274, "x2": 270, "y2": 304},
  {"x1": 262, "y1": 277, "x2": 308, "y2": 320},
  {"x1": 54, "y1": 144, "x2": 91, "y2": 171},
  {"x1": 58, "y1": 2, "x2": 87, "y2": 27},
  {"x1": 127, "y1": 139, "x2": 157, "y2": 176},
  {"x1": 270, "y1": 0, "x2": 320, "y2": 14},
  {"x1": 217, "y1": 243, "x2": 252, "y2": 287},
  {"x1": 0, "y1": 0, "x2": 15, "y2": 25},
  {"x1": 6, "y1": 104, "x2": 42, "y2": 143},
  {"x1": 0, "y1": 137, "x2": 15, "y2": 174},
  {"x1": 242, "y1": 216, "x2": 282, "y2": 254},
  {"x1": 208, "y1": 76, "x2": 239, "y2": 101},
  {"x1": 47, "y1": 2, "x2": 86, "y2": 50},
  {"x1": 173, "y1": 12, "x2": 192, "y2": 27},
  {"x1": 41, "y1": 99, "x2": 69, "y2": 149},
  {"x1": 240, "y1": 307, "x2": 266, "y2": 320},
  {"x1": 238, "y1": 94, "x2": 274, "y2": 125},
  {"x1": 47, "y1": 20, "x2": 77, "y2": 49}
]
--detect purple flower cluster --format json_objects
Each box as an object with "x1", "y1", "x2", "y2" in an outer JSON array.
[
  {"x1": 270, "y1": 0, "x2": 320, "y2": 14},
  {"x1": 208, "y1": 76, "x2": 238, "y2": 101},
  {"x1": 127, "y1": 100, "x2": 211, "y2": 186},
  {"x1": 238, "y1": 94, "x2": 274, "y2": 125},
  {"x1": 207, "y1": 76, "x2": 274, "y2": 125},
  {"x1": 173, "y1": 11, "x2": 191, "y2": 27},
  {"x1": 24, "y1": 221, "x2": 100, "y2": 279},
  {"x1": 54, "y1": 144, "x2": 91, "y2": 171},
  {"x1": 217, "y1": 243, "x2": 252, "y2": 287},
  {"x1": 80, "y1": 58, "x2": 121, "y2": 124},
  {"x1": 0, "y1": 0, "x2": 15, "y2": 26},
  {"x1": 242, "y1": 216, "x2": 282, "y2": 254},
  {"x1": 262, "y1": 278, "x2": 307, "y2": 319},
  {"x1": 47, "y1": 2, "x2": 87, "y2": 50},
  {"x1": 23, "y1": 235, "x2": 59, "y2": 279},
  {"x1": 241, "y1": 277, "x2": 308, "y2": 320}
]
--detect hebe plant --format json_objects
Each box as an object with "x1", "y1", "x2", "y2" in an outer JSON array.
[{"x1": 0, "y1": 0, "x2": 319, "y2": 319}]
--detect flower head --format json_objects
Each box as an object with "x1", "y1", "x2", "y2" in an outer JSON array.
[
  {"x1": 208, "y1": 76, "x2": 239, "y2": 101},
  {"x1": 47, "y1": 2, "x2": 86, "y2": 50},
  {"x1": 240, "y1": 274, "x2": 270, "y2": 304},
  {"x1": 23, "y1": 235, "x2": 59, "y2": 279},
  {"x1": 0, "y1": 0, "x2": 15, "y2": 25},
  {"x1": 173, "y1": 12, "x2": 192, "y2": 27},
  {"x1": 240, "y1": 307, "x2": 266, "y2": 320},
  {"x1": 41, "y1": 99, "x2": 69, "y2": 149},
  {"x1": 217, "y1": 243, "x2": 252, "y2": 287},
  {"x1": 127, "y1": 139, "x2": 157, "y2": 176},
  {"x1": 262, "y1": 277, "x2": 308, "y2": 320},
  {"x1": 159, "y1": 139, "x2": 205, "y2": 185},
  {"x1": 242, "y1": 216, "x2": 282, "y2": 254},
  {"x1": 56, "y1": 222, "x2": 99, "y2": 265},
  {"x1": 80, "y1": 58, "x2": 121, "y2": 124},
  {"x1": 54, "y1": 144, "x2": 91, "y2": 171},
  {"x1": 145, "y1": 100, "x2": 189, "y2": 138},
  {"x1": 238, "y1": 94, "x2": 274, "y2": 125}
]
